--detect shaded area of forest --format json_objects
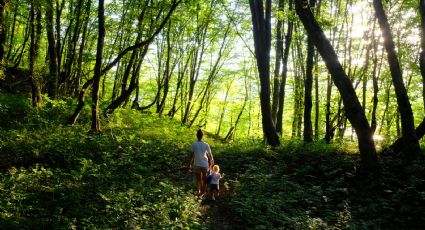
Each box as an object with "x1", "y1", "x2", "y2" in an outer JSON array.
[{"x1": 1, "y1": 94, "x2": 424, "y2": 229}]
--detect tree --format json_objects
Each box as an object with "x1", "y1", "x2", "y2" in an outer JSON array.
[
  {"x1": 295, "y1": 0, "x2": 379, "y2": 171},
  {"x1": 303, "y1": 0, "x2": 315, "y2": 143},
  {"x1": 90, "y1": 0, "x2": 105, "y2": 133},
  {"x1": 276, "y1": 0, "x2": 293, "y2": 134},
  {"x1": 0, "y1": 0, "x2": 8, "y2": 63},
  {"x1": 373, "y1": 0, "x2": 421, "y2": 159},
  {"x1": 271, "y1": 0, "x2": 284, "y2": 125},
  {"x1": 249, "y1": 0, "x2": 280, "y2": 147},
  {"x1": 45, "y1": 0, "x2": 58, "y2": 99},
  {"x1": 29, "y1": 0, "x2": 42, "y2": 107}
]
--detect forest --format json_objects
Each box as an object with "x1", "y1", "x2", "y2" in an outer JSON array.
[{"x1": 0, "y1": 0, "x2": 425, "y2": 228}]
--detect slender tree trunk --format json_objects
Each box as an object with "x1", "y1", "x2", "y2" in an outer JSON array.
[
  {"x1": 91, "y1": 0, "x2": 105, "y2": 132},
  {"x1": 63, "y1": 0, "x2": 83, "y2": 87},
  {"x1": 55, "y1": 0, "x2": 65, "y2": 75},
  {"x1": 6, "y1": 0, "x2": 16, "y2": 61},
  {"x1": 420, "y1": 0, "x2": 425, "y2": 113},
  {"x1": 378, "y1": 80, "x2": 392, "y2": 136},
  {"x1": 188, "y1": 25, "x2": 229, "y2": 127},
  {"x1": 168, "y1": 52, "x2": 190, "y2": 118},
  {"x1": 158, "y1": 23, "x2": 176, "y2": 116},
  {"x1": 0, "y1": 0, "x2": 8, "y2": 63},
  {"x1": 373, "y1": 0, "x2": 421, "y2": 158},
  {"x1": 249, "y1": 0, "x2": 280, "y2": 146},
  {"x1": 303, "y1": 0, "x2": 315, "y2": 142},
  {"x1": 371, "y1": 21, "x2": 379, "y2": 133},
  {"x1": 272, "y1": 0, "x2": 284, "y2": 125},
  {"x1": 46, "y1": 0, "x2": 59, "y2": 99},
  {"x1": 68, "y1": 79, "x2": 93, "y2": 125},
  {"x1": 296, "y1": 0, "x2": 379, "y2": 172},
  {"x1": 314, "y1": 52, "x2": 319, "y2": 139},
  {"x1": 29, "y1": 0, "x2": 42, "y2": 107},
  {"x1": 216, "y1": 81, "x2": 232, "y2": 136},
  {"x1": 276, "y1": 0, "x2": 293, "y2": 134},
  {"x1": 75, "y1": 0, "x2": 91, "y2": 96},
  {"x1": 105, "y1": 47, "x2": 148, "y2": 115}
]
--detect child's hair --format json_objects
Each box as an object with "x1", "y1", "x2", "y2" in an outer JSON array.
[{"x1": 212, "y1": 165, "x2": 220, "y2": 173}]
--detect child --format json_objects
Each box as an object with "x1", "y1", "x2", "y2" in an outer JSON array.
[{"x1": 209, "y1": 165, "x2": 224, "y2": 201}]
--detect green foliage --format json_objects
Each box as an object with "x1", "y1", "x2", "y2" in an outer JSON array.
[
  {"x1": 223, "y1": 141, "x2": 425, "y2": 229},
  {"x1": 0, "y1": 96, "x2": 206, "y2": 229},
  {"x1": 2, "y1": 94, "x2": 425, "y2": 229}
]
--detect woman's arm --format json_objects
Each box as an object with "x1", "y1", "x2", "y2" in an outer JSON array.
[{"x1": 207, "y1": 152, "x2": 214, "y2": 169}]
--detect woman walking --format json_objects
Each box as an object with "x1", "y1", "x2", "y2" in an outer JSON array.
[{"x1": 188, "y1": 129, "x2": 214, "y2": 195}]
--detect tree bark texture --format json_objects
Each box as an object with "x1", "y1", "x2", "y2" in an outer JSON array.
[
  {"x1": 249, "y1": 0, "x2": 280, "y2": 147},
  {"x1": 295, "y1": 0, "x2": 379, "y2": 171}
]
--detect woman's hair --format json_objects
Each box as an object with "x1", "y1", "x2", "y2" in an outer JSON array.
[
  {"x1": 196, "y1": 129, "x2": 203, "y2": 140},
  {"x1": 213, "y1": 165, "x2": 220, "y2": 173}
]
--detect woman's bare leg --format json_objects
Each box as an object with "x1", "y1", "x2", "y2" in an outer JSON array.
[
  {"x1": 196, "y1": 172, "x2": 202, "y2": 194},
  {"x1": 200, "y1": 171, "x2": 207, "y2": 194}
]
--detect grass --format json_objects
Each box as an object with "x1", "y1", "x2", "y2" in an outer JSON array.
[{"x1": 1, "y1": 93, "x2": 425, "y2": 229}]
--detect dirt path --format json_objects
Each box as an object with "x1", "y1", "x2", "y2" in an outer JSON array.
[
  {"x1": 199, "y1": 154, "x2": 247, "y2": 230},
  {"x1": 177, "y1": 151, "x2": 250, "y2": 229}
]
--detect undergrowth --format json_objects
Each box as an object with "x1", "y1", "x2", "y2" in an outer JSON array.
[
  {"x1": 223, "y1": 142, "x2": 425, "y2": 229},
  {"x1": 1, "y1": 94, "x2": 425, "y2": 229},
  {"x1": 0, "y1": 94, "x2": 206, "y2": 229}
]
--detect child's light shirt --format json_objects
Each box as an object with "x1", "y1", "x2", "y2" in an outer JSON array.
[{"x1": 210, "y1": 172, "x2": 221, "y2": 185}]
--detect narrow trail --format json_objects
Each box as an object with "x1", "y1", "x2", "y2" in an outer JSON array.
[{"x1": 198, "y1": 154, "x2": 247, "y2": 230}]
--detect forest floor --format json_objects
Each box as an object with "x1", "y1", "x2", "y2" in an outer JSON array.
[{"x1": 1, "y1": 94, "x2": 425, "y2": 229}]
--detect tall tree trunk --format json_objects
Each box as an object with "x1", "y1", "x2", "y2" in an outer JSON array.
[
  {"x1": 249, "y1": 0, "x2": 280, "y2": 147},
  {"x1": 296, "y1": 0, "x2": 379, "y2": 172},
  {"x1": 62, "y1": 0, "x2": 83, "y2": 88},
  {"x1": 6, "y1": 0, "x2": 16, "y2": 61},
  {"x1": 303, "y1": 0, "x2": 315, "y2": 143},
  {"x1": 420, "y1": 0, "x2": 425, "y2": 113},
  {"x1": 371, "y1": 21, "x2": 380, "y2": 133},
  {"x1": 181, "y1": 21, "x2": 208, "y2": 124},
  {"x1": 276, "y1": 0, "x2": 293, "y2": 134},
  {"x1": 55, "y1": 0, "x2": 66, "y2": 76},
  {"x1": 29, "y1": 0, "x2": 42, "y2": 107},
  {"x1": 46, "y1": 0, "x2": 59, "y2": 99},
  {"x1": 272, "y1": 0, "x2": 284, "y2": 125},
  {"x1": 0, "y1": 0, "x2": 8, "y2": 63},
  {"x1": 91, "y1": 0, "x2": 105, "y2": 132},
  {"x1": 373, "y1": 0, "x2": 421, "y2": 159},
  {"x1": 314, "y1": 52, "x2": 319, "y2": 139},
  {"x1": 75, "y1": 0, "x2": 91, "y2": 96}
]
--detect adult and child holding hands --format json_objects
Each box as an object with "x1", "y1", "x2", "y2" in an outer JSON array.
[{"x1": 187, "y1": 129, "x2": 224, "y2": 201}]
